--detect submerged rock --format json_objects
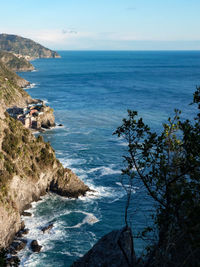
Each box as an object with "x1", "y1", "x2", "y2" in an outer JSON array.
[
  {"x1": 71, "y1": 227, "x2": 136, "y2": 267},
  {"x1": 41, "y1": 223, "x2": 54, "y2": 233},
  {"x1": 6, "y1": 255, "x2": 20, "y2": 266},
  {"x1": 10, "y1": 239, "x2": 27, "y2": 252},
  {"x1": 30, "y1": 240, "x2": 42, "y2": 253},
  {"x1": 16, "y1": 228, "x2": 29, "y2": 238},
  {"x1": 22, "y1": 229, "x2": 29, "y2": 235}
]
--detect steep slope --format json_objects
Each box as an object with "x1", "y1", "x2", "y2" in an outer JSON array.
[
  {"x1": 0, "y1": 61, "x2": 31, "y2": 107},
  {"x1": 0, "y1": 34, "x2": 60, "y2": 59},
  {"x1": 0, "y1": 51, "x2": 34, "y2": 72},
  {"x1": 0, "y1": 111, "x2": 89, "y2": 248},
  {"x1": 0, "y1": 56, "x2": 89, "y2": 250}
]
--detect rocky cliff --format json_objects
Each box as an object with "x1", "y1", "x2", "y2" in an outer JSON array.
[
  {"x1": 0, "y1": 34, "x2": 60, "y2": 59},
  {"x1": 0, "y1": 47, "x2": 89, "y2": 250},
  {"x1": 0, "y1": 51, "x2": 34, "y2": 72},
  {"x1": 0, "y1": 105, "x2": 89, "y2": 249},
  {"x1": 72, "y1": 227, "x2": 136, "y2": 267}
]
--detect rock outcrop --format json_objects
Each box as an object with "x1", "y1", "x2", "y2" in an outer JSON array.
[
  {"x1": 30, "y1": 240, "x2": 42, "y2": 253},
  {"x1": 38, "y1": 106, "x2": 56, "y2": 129},
  {"x1": 72, "y1": 227, "x2": 136, "y2": 267},
  {"x1": 50, "y1": 168, "x2": 90, "y2": 198}
]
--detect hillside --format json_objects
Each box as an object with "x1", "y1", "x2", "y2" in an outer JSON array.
[
  {"x1": 0, "y1": 56, "x2": 89, "y2": 254},
  {"x1": 0, "y1": 61, "x2": 31, "y2": 107},
  {"x1": 0, "y1": 111, "x2": 89, "y2": 249},
  {"x1": 0, "y1": 51, "x2": 34, "y2": 72},
  {"x1": 0, "y1": 34, "x2": 60, "y2": 59}
]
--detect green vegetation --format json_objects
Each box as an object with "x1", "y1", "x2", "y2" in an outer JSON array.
[
  {"x1": 0, "y1": 51, "x2": 34, "y2": 71},
  {"x1": 0, "y1": 61, "x2": 30, "y2": 106},
  {"x1": 0, "y1": 34, "x2": 60, "y2": 58},
  {"x1": 0, "y1": 113, "x2": 61, "y2": 201},
  {"x1": 114, "y1": 88, "x2": 200, "y2": 266}
]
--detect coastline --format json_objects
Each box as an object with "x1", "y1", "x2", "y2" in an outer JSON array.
[{"x1": 0, "y1": 55, "x2": 90, "y2": 266}]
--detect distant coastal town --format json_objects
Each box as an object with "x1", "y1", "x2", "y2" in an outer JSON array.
[{"x1": 6, "y1": 100, "x2": 54, "y2": 130}]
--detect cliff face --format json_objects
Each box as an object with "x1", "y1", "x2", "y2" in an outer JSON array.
[
  {"x1": 0, "y1": 42, "x2": 89, "y2": 249},
  {"x1": 0, "y1": 34, "x2": 60, "y2": 59},
  {"x1": 0, "y1": 111, "x2": 89, "y2": 249},
  {"x1": 0, "y1": 62, "x2": 31, "y2": 107},
  {"x1": 0, "y1": 51, "x2": 34, "y2": 72},
  {"x1": 37, "y1": 106, "x2": 56, "y2": 128}
]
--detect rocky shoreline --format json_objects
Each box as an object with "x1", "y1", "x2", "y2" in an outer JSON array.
[
  {"x1": 3, "y1": 167, "x2": 90, "y2": 266},
  {"x1": 0, "y1": 46, "x2": 90, "y2": 266}
]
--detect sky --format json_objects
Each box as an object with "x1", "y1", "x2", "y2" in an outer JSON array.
[{"x1": 1, "y1": 0, "x2": 200, "y2": 50}]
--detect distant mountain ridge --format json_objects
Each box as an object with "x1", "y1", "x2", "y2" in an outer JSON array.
[{"x1": 0, "y1": 33, "x2": 60, "y2": 59}]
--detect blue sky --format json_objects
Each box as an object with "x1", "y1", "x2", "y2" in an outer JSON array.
[{"x1": 1, "y1": 0, "x2": 200, "y2": 50}]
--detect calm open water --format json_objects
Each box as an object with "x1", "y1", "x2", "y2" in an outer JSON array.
[{"x1": 18, "y1": 51, "x2": 200, "y2": 266}]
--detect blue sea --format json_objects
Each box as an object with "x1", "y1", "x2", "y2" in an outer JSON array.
[{"x1": 18, "y1": 51, "x2": 200, "y2": 266}]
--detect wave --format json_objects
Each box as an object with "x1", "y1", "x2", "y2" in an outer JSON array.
[
  {"x1": 59, "y1": 158, "x2": 87, "y2": 169},
  {"x1": 18, "y1": 195, "x2": 99, "y2": 266},
  {"x1": 118, "y1": 141, "x2": 128, "y2": 147},
  {"x1": 57, "y1": 157, "x2": 124, "y2": 201},
  {"x1": 24, "y1": 83, "x2": 37, "y2": 90},
  {"x1": 87, "y1": 165, "x2": 121, "y2": 177},
  {"x1": 65, "y1": 211, "x2": 99, "y2": 228},
  {"x1": 42, "y1": 99, "x2": 49, "y2": 104},
  {"x1": 60, "y1": 157, "x2": 121, "y2": 177}
]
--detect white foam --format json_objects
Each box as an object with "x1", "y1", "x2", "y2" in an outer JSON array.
[
  {"x1": 87, "y1": 165, "x2": 121, "y2": 177},
  {"x1": 24, "y1": 83, "x2": 37, "y2": 90},
  {"x1": 43, "y1": 99, "x2": 49, "y2": 104},
  {"x1": 59, "y1": 158, "x2": 87, "y2": 168},
  {"x1": 118, "y1": 141, "x2": 128, "y2": 147},
  {"x1": 65, "y1": 211, "x2": 99, "y2": 228},
  {"x1": 18, "y1": 199, "x2": 99, "y2": 265}
]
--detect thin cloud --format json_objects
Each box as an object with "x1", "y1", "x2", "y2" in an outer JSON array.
[
  {"x1": 62, "y1": 29, "x2": 78, "y2": 35},
  {"x1": 126, "y1": 7, "x2": 136, "y2": 11}
]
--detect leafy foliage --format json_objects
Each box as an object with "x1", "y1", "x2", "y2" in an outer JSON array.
[{"x1": 114, "y1": 87, "x2": 200, "y2": 266}]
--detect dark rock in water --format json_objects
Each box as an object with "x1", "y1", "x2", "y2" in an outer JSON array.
[
  {"x1": 41, "y1": 223, "x2": 54, "y2": 233},
  {"x1": 8, "y1": 247, "x2": 17, "y2": 255},
  {"x1": 16, "y1": 231, "x2": 23, "y2": 238},
  {"x1": 71, "y1": 227, "x2": 136, "y2": 267},
  {"x1": 21, "y1": 211, "x2": 32, "y2": 217},
  {"x1": 16, "y1": 228, "x2": 29, "y2": 237},
  {"x1": 11, "y1": 239, "x2": 27, "y2": 252},
  {"x1": 6, "y1": 255, "x2": 20, "y2": 266},
  {"x1": 41, "y1": 124, "x2": 50, "y2": 129},
  {"x1": 22, "y1": 228, "x2": 29, "y2": 235},
  {"x1": 30, "y1": 240, "x2": 42, "y2": 252},
  {"x1": 58, "y1": 124, "x2": 63, "y2": 126},
  {"x1": 23, "y1": 203, "x2": 32, "y2": 210}
]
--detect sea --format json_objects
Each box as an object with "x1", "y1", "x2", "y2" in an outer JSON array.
[{"x1": 18, "y1": 51, "x2": 200, "y2": 266}]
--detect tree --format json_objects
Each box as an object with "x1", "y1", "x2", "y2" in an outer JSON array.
[{"x1": 114, "y1": 88, "x2": 200, "y2": 266}]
